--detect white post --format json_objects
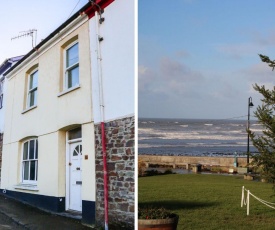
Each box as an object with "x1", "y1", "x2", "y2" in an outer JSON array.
[
  {"x1": 241, "y1": 186, "x2": 244, "y2": 207},
  {"x1": 247, "y1": 190, "x2": 250, "y2": 216}
]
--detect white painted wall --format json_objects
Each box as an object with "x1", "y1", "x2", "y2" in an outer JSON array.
[
  {"x1": 90, "y1": 0, "x2": 135, "y2": 123},
  {"x1": 0, "y1": 76, "x2": 6, "y2": 133},
  {"x1": 0, "y1": 20, "x2": 96, "y2": 199}
]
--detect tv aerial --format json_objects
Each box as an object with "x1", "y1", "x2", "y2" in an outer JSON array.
[{"x1": 11, "y1": 29, "x2": 37, "y2": 48}]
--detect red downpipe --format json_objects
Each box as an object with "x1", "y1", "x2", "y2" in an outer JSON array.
[
  {"x1": 101, "y1": 121, "x2": 108, "y2": 229},
  {"x1": 85, "y1": 2, "x2": 112, "y2": 228}
]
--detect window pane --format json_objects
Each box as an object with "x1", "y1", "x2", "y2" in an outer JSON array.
[
  {"x1": 29, "y1": 71, "x2": 38, "y2": 89},
  {"x1": 23, "y1": 162, "x2": 29, "y2": 180},
  {"x1": 0, "y1": 94, "x2": 3, "y2": 109},
  {"x1": 66, "y1": 43, "x2": 79, "y2": 67},
  {"x1": 67, "y1": 66, "x2": 79, "y2": 88},
  {"x1": 0, "y1": 80, "x2": 3, "y2": 94},
  {"x1": 36, "y1": 162, "x2": 38, "y2": 180},
  {"x1": 29, "y1": 90, "x2": 37, "y2": 107},
  {"x1": 35, "y1": 140, "x2": 38, "y2": 159},
  {"x1": 73, "y1": 149, "x2": 78, "y2": 156},
  {"x1": 29, "y1": 140, "x2": 35, "y2": 159},
  {"x1": 23, "y1": 142, "x2": 28, "y2": 160},
  {"x1": 30, "y1": 161, "x2": 36, "y2": 180},
  {"x1": 68, "y1": 127, "x2": 82, "y2": 140}
]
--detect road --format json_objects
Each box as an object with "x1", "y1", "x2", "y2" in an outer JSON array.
[{"x1": 0, "y1": 212, "x2": 25, "y2": 229}]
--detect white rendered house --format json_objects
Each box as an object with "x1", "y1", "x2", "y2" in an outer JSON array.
[{"x1": 0, "y1": 0, "x2": 135, "y2": 227}]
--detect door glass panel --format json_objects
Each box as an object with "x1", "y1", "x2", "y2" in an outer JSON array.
[
  {"x1": 73, "y1": 145, "x2": 82, "y2": 156},
  {"x1": 68, "y1": 127, "x2": 82, "y2": 140}
]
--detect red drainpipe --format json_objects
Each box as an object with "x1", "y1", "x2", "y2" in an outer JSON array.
[
  {"x1": 101, "y1": 121, "x2": 108, "y2": 230},
  {"x1": 85, "y1": 2, "x2": 113, "y2": 229},
  {"x1": 95, "y1": 9, "x2": 109, "y2": 230}
]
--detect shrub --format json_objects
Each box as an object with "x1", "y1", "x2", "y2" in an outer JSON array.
[{"x1": 138, "y1": 206, "x2": 175, "y2": 219}]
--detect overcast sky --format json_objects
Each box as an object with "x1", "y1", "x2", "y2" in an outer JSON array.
[
  {"x1": 0, "y1": 0, "x2": 89, "y2": 64},
  {"x1": 138, "y1": 0, "x2": 275, "y2": 119}
]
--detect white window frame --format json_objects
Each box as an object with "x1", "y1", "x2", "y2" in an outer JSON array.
[
  {"x1": 64, "y1": 41, "x2": 79, "y2": 90},
  {"x1": 0, "y1": 79, "x2": 4, "y2": 109},
  {"x1": 22, "y1": 138, "x2": 38, "y2": 184},
  {"x1": 27, "y1": 69, "x2": 38, "y2": 108}
]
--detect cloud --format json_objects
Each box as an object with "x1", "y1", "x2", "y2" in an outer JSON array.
[
  {"x1": 138, "y1": 65, "x2": 157, "y2": 92},
  {"x1": 246, "y1": 29, "x2": 275, "y2": 47},
  {"x1": 139, "y1": 56, "x2": 205, "y2": 102},
  {"x1": 159, "y1": 57, "x2": 203, "y2": 82},
  {"x1": 216, "y1": 43, "x2": 257, "y2": 59},
  {"x1": 175, "y1": 50, "x2": 191, "y2": 59},
  {"x1": 239, "y1": 62, "x2": 275, "y2": 83}
]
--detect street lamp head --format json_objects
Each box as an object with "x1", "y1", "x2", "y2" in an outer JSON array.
[{"x1": 248, "y1": 97, "x2": 254, "y2": 107}]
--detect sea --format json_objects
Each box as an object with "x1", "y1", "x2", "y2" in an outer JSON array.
[{"x1": 138, "y1": 118, "x2": 263, "y2": 157}]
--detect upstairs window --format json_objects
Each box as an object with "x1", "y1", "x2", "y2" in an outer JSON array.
[
  {"x1": 0, "y1": 79, "x2": 4, "y2": 109},
  {"x1": 27, "y1": 70, "x2": 38, "y2": 107},
  {"x1": 65, "y1": 42, "x2": 79, "y2": 89},
  {"x1": 22, "y1": 139, "x2": 38, "y2": 183}
]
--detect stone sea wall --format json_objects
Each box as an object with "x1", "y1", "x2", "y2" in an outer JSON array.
[{"x1": 139, "y1": 154, "x2": 249, "y2": 168}]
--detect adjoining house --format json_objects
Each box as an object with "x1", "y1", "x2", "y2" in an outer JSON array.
[
  {"x1": 0, "y1": 56, "x2": 24, "y2": 180},
  {"x1": 0, "y1": 0, "x2": 135, "y2": 228}
]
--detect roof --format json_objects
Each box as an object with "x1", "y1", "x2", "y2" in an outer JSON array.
[
  {"x1": 0, "y1": 55, "x2": 24, "y2": 76},
  {"x1": 3, "y1": 0, "x2": 111, "y2": 77}
]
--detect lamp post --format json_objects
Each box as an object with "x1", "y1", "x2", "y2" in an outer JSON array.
[{"x1": 247, "y1": 97, "x2": 254, "y2": 165}]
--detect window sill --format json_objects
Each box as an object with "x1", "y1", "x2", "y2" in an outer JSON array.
[
  {"x1": 14, "y1": 183, "x2": 39, "y2": 191},
  {"x1": 57, "y1": 84, "x2": 80, "y2": 97},
  {"x1": 21, "y1": 105, "x2": 37, "y2": 114}
]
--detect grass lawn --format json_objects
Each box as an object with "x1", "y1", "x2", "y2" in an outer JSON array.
[{"x1": 138, "y1": 174, "x2": 275, "y2": 229}]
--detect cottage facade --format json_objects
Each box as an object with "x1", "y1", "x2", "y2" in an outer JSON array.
[
  {"x1": 0, "y1": 0, "x2": 134, "y2": 227},
  {"x1": 0, "y1": 56, "x2": 24, "y2": 179}
]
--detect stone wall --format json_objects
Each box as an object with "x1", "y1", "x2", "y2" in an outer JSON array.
[
  {"x1": 139, "y1": 154, "x2": 249, "y2": 168},
  {"x1": 94, "y1": 116, "x2": 135, "y2": 227}
]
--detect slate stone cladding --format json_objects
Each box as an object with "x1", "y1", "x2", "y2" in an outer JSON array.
[{"x1": 94, "y1": 116, "x2": 135, "y2": 227}]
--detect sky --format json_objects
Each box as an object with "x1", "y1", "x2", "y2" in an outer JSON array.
[
  {"x1": 0, "y1": 0, "x2": 90, "y2": 64},
  {"x1": 138, "y1": 0, "x2": 275, "y2": 119}
]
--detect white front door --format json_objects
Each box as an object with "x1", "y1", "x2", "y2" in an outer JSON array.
[{"x1": 69, "y1": 141, "x2": 82, "y2": 211}]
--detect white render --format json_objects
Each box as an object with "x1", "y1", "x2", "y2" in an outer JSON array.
[
  {"x1": 90, "y1": 0, "x2": 135, "y2": 123},
  {"x1": 0, "y1": 57, "x2": 23, "y2": 133},
  {"x1": 0, "y1": 77, "x2": 5, "y2": 133},
  {"x1": 1, "y1": 18, "x2": 96, "y2": 204}
]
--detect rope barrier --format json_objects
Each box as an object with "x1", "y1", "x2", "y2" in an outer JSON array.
[{"x1": 241, "y1": 186, "x2": 275, "y2": 215}]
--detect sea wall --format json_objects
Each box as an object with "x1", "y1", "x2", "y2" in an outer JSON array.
[{"x1": 139, "y1": 155, "x2": 249, "y2": 168}]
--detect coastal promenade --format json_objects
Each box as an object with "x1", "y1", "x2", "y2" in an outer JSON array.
[{"x1": 139, "y1": 154, "x2": 249, "y2": 170}]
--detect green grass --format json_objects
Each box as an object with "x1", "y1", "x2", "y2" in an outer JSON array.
[{"x1": 139, "y1": 174, "x2": 275, "y2": 229}]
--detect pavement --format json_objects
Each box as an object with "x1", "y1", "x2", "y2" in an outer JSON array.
[{"x1": 0, "y1": 194, "x2": 95, "y2": 229}]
